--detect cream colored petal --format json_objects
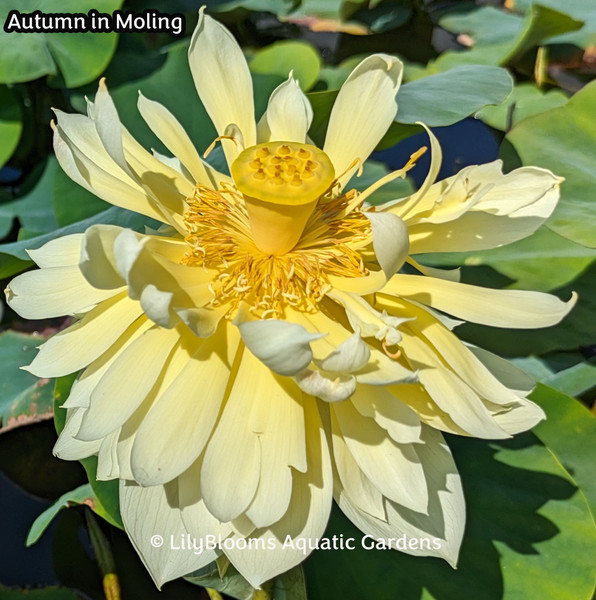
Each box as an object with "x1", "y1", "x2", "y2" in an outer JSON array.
[
  {"x1": 80, "y1": 225, "x2": 191, "y2": 295},
  {"x1": 178, "y1": 457, "x2": 233, "y2": 548},
  {"x1": 385, "y1": 427, "x2": 464, "y2": 567},
  {"x1": 222, "y1": 398, "x2": 332, "y2": 589},
  {"x1": 27, "y1": 234, "x2": 84, "y2": 268},
  {"x1": 399, "y1": 328, "x2": 510, "y2": 439},
  {"x1": 130, "y1": 323, "x2": 241, "y2": 486},
  {"x1": 237, "y1": 319, "x2": 324, "y2": 376},
  {"x1": 151, "y1": 150, "x2": 187, "y2": 176},
  {"x1": 385, "y1": 274, "x2": 576, "y2": 328},
  {"x1": 403, "y1": 160, "x2": 558, "y2": 221},
  {"x1": 315, "y1": 329, "x2": 370, "y2": 373},
  {"x1": 404, "y1": 163, "x2": 562, "y2": 253},
  {"x1": 6, "y1": 266, "x2": 121, "y2": 319},
  {"x1": 327, "y1": 289, "x2": 405, "y2": 346},
  {"x1": 143, "y1": 235, "x2": 189, "y2": 263},
  {"x1": 113, "y1": 229, "x2": 207, "y2": 300},
  {"x1": 289, "y1": 305, "x2": 353, "y2": 360},
  {"x1": 115, "y1": 334, "x2": 200, "y2": 481},
  {"x1": 492, "y1": 397, "x2": 545, "y2": 434},
  {"x1": 462, "y1": 344, "x2": 545, "y2": 433},
  {"x1": 202, "y1": 348, "x2": 308, "y2": 527},
  {"x1": 139, "y1": 285, "x2": 175, "y2": 328},
  {"x1": 54, "y1": 109, "x2": 125, "y2": 180},
  {"x1": 298, "y1": 304, "x2": 415, "y2": 386},
  {"x1": 366, "y1": 211, "x2": 409, "y2": 279},
  {"x1": 62, "y1": 317, "x2": 152, "y2": 409},
  {"x1": 406, "y1": 300, "x2": 463, "y2": 330},
  {"x1": 292, "y1": 311, "x2": 370, "y2": 402},
  {"x1": 332, "y1": 399, "x2": 428, "y2": 513},
  {"x1": 80, "y1": 225, "x2": 126, "y2": 289},
  {"x1": 53, "y1": 116, "x2": 169, "y2": 224},
  {"x1": 97, "y1": 428, "x2": 121, "y2": 480},
  {"x1": 76, "y1": 325, "x2": 181, "y2": 441},
  {"x1": 188, "y1": 8, "x2": 256, "y2": 166},
  {"x1": 245, "y1": 452, "x2": 294, "y2": 530},
  {"x1": 175, "y1": 304, "x2": 230, "y2": 338},
  {"x1": 388, "y1": 382, "x2": 469, "y2": 436},
  {"x1": 383, "y1": 384, "x2": 452, "y2": 433},
  {"x1": 459, "y1": 163, "x2": 561, "y2": 216},
  {"x1": 294, "y1": 369, "x2": 357, "y2": 403},
  {"x1": 120, "y1": 480, "x2": 213, "y2": 588},
  {"x1": 350, "y1": 384, "x2": 422, "y2": 445},
  {"x1": 331, "y1": 421, "x2": 386, "y2": 520},
  {"x1": 381, "y1": 297, "x2": 526, "y2": 408},
  {"x1": 324, "y1": 54, "x2": 403, "y2": 187},
  {"x1": 408, "y1": 209, "x2": 559, "y2": 254},
  {"x1": 355, "y1": 348, "x2": 418, "y2": 386},
  {"x1": 88, "y1": 79, "x2": 130, "y2": 177},
  {"x1": 245, "y1": 376, "x2": 306, "y2": 527},
  {"x1": 337, "y1": 425, "x2": 465, "y2": 567},
  {"x1": 53, "y1": 407, "x2": 101, "y2": 461},
  {"x1": 137, "y1": 92, "x2": 224, "y2": 188},
  {"x1": 384, "y1": 124, "x2": 442, "y2": 220},
  {"x1": 25, "y1": 292, "x2": 143, "y2": 378},
  {"x1": 200, "y1": 347, "x2": 262, "y2": 522},
  {"x1": 257, "y1": 75, "x2": 313, "y2": 143},
  {"x1": 407, "y1": 257, "x2": 461, "y2": 282},
  {"x1": 465, "y1": 344, "x2": 535, "y2": 395},
  {"x1": 120, "y1": 128, "x2": 192, "y2": 226},
  {"x1": 90, "y1": 82, "x2": 193, "y2": 220},
  {"x1": 112, "y1": 228, "x2": 215, "y2": 327},
  {"x1": 328, "y1": 270, "x2": 387, "y2": 296}
]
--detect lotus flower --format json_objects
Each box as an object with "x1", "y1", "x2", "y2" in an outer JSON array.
[{"x1": 5, "y1": 7, "x2": 574, "y2": 589}]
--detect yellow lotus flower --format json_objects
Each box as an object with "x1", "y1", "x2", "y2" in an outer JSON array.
[{"x1": 5, "y1": 8, "x2": 575, "y2": 589}]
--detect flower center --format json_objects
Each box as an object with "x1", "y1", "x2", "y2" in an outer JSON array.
[
  {"x1": 182, "y1": 185, "x2": 370, "y2": 319},
  {"x1": 231, "y1": 142, "x2": 335, "y2": 255},
  {"x1": 182, "y1": 144, "x2": 427, "y2": 319}
]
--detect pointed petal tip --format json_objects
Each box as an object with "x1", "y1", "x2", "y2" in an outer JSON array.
[
  {"x1": 550, "y1": 290, "x2": 579, "y2": 325},
  {"x1": 385, "y1": 55, "x2": 400, "y2": 70},
  {"x1": 193, "y1": 6, "x2": 209, "y2": 38}
]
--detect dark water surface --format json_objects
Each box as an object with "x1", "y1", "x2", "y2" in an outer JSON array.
[{"x1": 0, "y1": 470, "x2": 56, "y2": 585}]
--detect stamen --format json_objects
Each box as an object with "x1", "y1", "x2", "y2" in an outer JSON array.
[
  {"x1": 183, "y1": 171, "x2": 371, "y2": 319},
  {"x1": 345, "y1": 157, "x2": 364, "y2": 179},
  {"x1": 357, "y1": 146, "x2": 427, "y2": 207},
  {"x1": 382, "y1": 340, "x2": 402, "y2": 360},
  {"x1": 203, "y1": 133, "x2": 242, "y2": 159}
]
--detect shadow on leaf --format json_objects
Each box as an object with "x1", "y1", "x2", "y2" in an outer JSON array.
[{"x1": 304, "y1": 432, "x2": 578, "y2": 600}]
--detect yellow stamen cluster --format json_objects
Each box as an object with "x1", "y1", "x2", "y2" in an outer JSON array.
[{"x1": 182, "y1": 185, "x2": 370, "y2": 318}]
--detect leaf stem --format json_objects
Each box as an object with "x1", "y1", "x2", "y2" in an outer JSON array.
[{"x1": 85, "y1": 508, "x2": 121, "y2": 600}]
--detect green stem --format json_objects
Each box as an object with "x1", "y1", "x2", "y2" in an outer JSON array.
[{"x1": 85, "y1": 508, "x2": 120, "y2": 600}]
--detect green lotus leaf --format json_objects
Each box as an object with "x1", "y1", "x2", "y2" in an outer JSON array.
[
  {"x1": 0, "y1": 0, "x2": 123, "y2": 87},
  {"x1": 507, "y1": 80, "x2": 596, "y2": 248}
]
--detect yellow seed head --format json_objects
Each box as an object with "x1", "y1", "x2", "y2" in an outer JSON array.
[{"x1": 231, "y1": 142, "x2": 335, "y2": 206}]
